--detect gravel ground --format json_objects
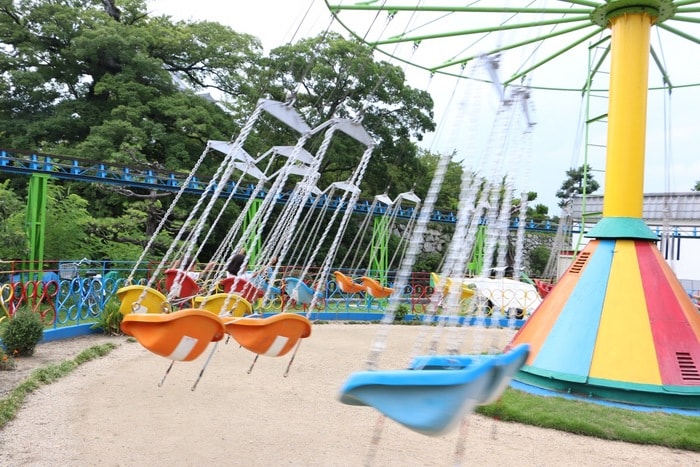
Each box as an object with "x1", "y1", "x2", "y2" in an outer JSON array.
[{"x1": 0, "y1": 325, "x2": 698, "y2": 467}]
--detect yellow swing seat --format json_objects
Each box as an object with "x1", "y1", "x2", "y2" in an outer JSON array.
[
  {"x1": 194, "y1": 293, "x2": 252, "y2": 317},
  {"x1": 445, "y1": 278, "x2": 474, "y2": 301},
  {"x1": 431, "y1": 273, "x2": 474, "y2": 300},
  {"x1": 116, "y1": 285, "x2": 169, "y2": 315},
  {"x1": 224, "y1": 313, "x2": 312, "y2": 357},
  {"x1": 120, "y1": 308, "x2": 226, "y2": 361}
]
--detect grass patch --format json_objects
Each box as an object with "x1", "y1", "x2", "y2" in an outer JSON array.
[
  {"x1": 0, "y1": 342, "x2": 117, "y2": 429},
  {"x1": 476, "y1": 387, "x2": 700, "y2": 451}
]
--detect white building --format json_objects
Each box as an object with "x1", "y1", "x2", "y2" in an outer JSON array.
[{"x1": 570, "y1": 192, "x2": 700, "y2": 292}]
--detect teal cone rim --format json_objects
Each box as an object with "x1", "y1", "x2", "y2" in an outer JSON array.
[{"x1": 586, "y1": 217, "x2": 658, "y2": 240}]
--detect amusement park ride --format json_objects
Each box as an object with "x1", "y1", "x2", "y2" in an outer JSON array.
[
  {"x1": 325, "y1": 0, "x2": 700, "y2": 423},
  {"x1": 1, "y1": 3, "x2": 699, "y2": 459}
]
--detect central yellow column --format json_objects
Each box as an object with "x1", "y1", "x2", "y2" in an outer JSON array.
[{"x1": 603, "y1": 13, "x2": 652, "y2": 218}]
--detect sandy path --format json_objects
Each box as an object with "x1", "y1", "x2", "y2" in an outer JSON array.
[{"x1": 1, "y1": 324, "x2": 698, "y2": 466}]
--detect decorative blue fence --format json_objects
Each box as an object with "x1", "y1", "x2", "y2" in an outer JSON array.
[{"x1": 1, "y1": 263, "x2": 534, "y2": 343}]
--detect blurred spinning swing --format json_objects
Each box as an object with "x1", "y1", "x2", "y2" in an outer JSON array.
[
  {"x1": 334, "y1": 54, "x2": 533, "y2": 466},
  {"x1": 362, "y1": 190, "x2": 422, "y2": 299},
  {"x1": 114, "y1": 6, "x2": 381, "y2": 385},
  {"x1": 332, "y1": 190, "x2": 422, "y2": 304},
  {"x1": 222, "y1": 113, "x2": 376, "y2": 376},
  {"x1": 116, "y1": 97, "x2": 328, "y2": 387}
]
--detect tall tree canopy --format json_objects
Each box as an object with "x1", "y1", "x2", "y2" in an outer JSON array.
[
  {"x1": 261, "y1": 33, "x2": 435, "y2": 197},
  {"x1": 0, "y1": 0, "x2": 261, "y2": 171},
  {"x1": 0, "y1": 0, "x2": 446, "y2": 262},
  {"x1": 555, "y1": 164, "x2": 600, "y2": 208},
  {"x1": 0, "y1": 2, "x2": 435, "y2": 192}
]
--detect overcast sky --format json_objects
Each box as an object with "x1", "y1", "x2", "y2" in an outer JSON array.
[{"x1": 147, "y1": 0, "x2": 700, "y2": 213}]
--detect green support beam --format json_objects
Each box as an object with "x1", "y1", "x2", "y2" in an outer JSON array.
[
  {"x1": 369, "y1": 216, "x2": 390, "y2": 285},
  {"x1": 26, "y1": 174, "x2": 49, "y2": 276}
]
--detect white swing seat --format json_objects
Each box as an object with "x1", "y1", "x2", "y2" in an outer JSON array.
[
  {"x1": 337, "y1": 357, "x2": 499, "y2": 436},
  {"x1": 408, "y1": 343, "x2": 530, "y2": 406},
  {"x1": 284, "y1": 277, "x2": 322, "y2": 305}
]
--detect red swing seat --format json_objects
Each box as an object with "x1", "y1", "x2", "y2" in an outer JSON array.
[{"x1": 218, "y1": 276, "x2": 265, "y2": 302}]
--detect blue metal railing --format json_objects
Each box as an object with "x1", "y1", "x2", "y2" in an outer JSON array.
[{"x1": 0, "y1": 147, "x2": 562, "y2": 230}]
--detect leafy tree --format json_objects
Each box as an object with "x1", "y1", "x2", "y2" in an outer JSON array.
[
  {"x1": 528, "y1": 245, "x2": 551, "y2": 278},
  {"x1": 0, "y1": 0, "x2": 254, "y2": 170},
  {"x1": 0, "y1": 180, "x2": 29, "y2": 259},
  {"x1": 261, "y1": 33, "x2": 436, "y2": 198},
  {"x1": 526, "y1": 204, "x2": 550, "y2": 223},
  {"x1": 0, "y1": 0, "x2": 265, "y2": 261},
  {"x1": 413, "y1": 252, "x2": 442, "y2": 273},
  {"x1": 693, "y1": 180, "x2": 700, "y2": 191},
  {"x1": 555, "y1": 164, "x2": 600, "y2": 208},
  {"x1": 43, "y1": 184, "x2": 97, "y2": 261},
  {"x1": 412, "y1": 149, "x2": 466, "y2": 211},
  {"x1": 89, "y1": 200, "x2": 176, "y2": 262},
  {"x1": 1, "y1": 180, "x2": 185, "y2": 262},
  {"x1": 510, "y1": 191, "x2": 545, "y2": 221}
]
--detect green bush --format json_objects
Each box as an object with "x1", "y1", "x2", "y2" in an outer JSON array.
[
  {"x1": 528, "y1": 245, "x2": 552, "y2": 278},
  {"x1": 1, "y1": 307, "x2": 44, "y2": 357},
  {"x1": 394, "y1": 304, "x2": 410, "y2": 322},
  {"x1": 91, "y1": 298, "x2": 124, "y2": 336}
]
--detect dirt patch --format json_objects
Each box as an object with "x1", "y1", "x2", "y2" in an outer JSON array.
[{"x1": 0, "y1": 333, "x2": 120, "y2": 398}]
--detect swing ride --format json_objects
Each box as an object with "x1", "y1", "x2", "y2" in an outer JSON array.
[
  {"x1": 110, "y1": 4, "x2": 700, "y2": 459},
  {"x1": 429, "y1": 272, "x2": 474, "y2": 302},
  {"x1": 332, "y1": 270, "x2": 366, "y2": 294},
  {"x1": 327, "y1": 0, "x2": 700, "y2": 413},
  {"x1": 115, "y1": 88, "x2": 378, "y2": 386},
  {"x1": 333, "y1": 189, "x2": 423, "y2": 306},
  {"x1": 115, "y1": 98, "x2": 323, "y2": 383},
  {"x1": 336, "y1": 75, "x2": 536, "y2": 441}
]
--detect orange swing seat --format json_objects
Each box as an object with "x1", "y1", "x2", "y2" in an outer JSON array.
[
  {"x1": 333, "y1": 271, "x2": 367, "y2": 294},
  {"x1": 120, "y1": 308, "x2": 226, "y2": 361},
  {"x1": 224, "y1": 313, "x2": 312, "y2": 357},
  {"x1": 361, "y1": 276, "x2": 394, "y2": 298}
]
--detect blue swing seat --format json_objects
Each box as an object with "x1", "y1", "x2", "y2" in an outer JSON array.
[
  {"x1": 284, "y1": 277, "x2": 322, "y2": 305},
  {"x1": 480, "y1": 343, "x2": 530, "y2": 405},
  {"x1": 338, "y1": 356, "x2": 499, "y2": 436},
  {"x1": 254, "y1": 279, "x2": 282, "y2": 296},
  {"x1": 408, "y1": 343, "x2": 530, "y2": 406}
]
